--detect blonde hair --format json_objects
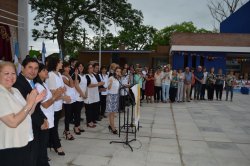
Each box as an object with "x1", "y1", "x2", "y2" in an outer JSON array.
[
  {"x1": 110, "y1": 63, "x2": 117, "y2": 70},
  {"x1": 0, "y1": 61, "x2": 16, "y2": 73}
]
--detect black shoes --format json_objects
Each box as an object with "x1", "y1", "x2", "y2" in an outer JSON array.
[{"x1": 108, "y1": 125, "x2": 118, "y2": 134}]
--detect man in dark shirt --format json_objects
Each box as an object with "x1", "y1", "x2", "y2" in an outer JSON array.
[
  {"x1": 194, "y1": 66, "x2": 204, "y2": 100},
  {"x1": 93, "y1": 63, "x2": 103, "y2": 121}
]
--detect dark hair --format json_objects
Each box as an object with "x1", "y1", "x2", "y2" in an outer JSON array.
[
  {"x1": 47, "y1": 56, "x2": 60, "y2": 72},
  {"x1": 22, "y1": 57, "x2": 39, "y2": 68},
  {"x1": 69, "y1": 57, "x2": 77, "y2": 64},
  {"x1": 60, "y1": 61, "x2": 70, "y2": 73},
  {"x1": 93, "y1": 63, "x2": 99, "y2": 68},
  {"x1": 74, "y1": 62, "x2": 85, "y2": 74},
  {"x1": 100, "y1": 65, "x2": 107, "y2": 71},
  {"x1": 34, "y1": 63, "x2": 47, "y2": 85},
  {"x1": 38, "y1": 63, "x2": 46, "y2": 73},
  {"x1": 86, "y1": 64, "x2": 93, "y2": 73}
]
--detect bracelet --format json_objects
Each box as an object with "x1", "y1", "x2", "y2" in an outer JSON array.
[{"x1": 23, "y1": 107, "x2": 30, "y2": 113}]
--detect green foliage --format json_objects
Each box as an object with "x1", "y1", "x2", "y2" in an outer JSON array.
[
  {"x1": 152, "y1": 22, "x2": 212, "y2": 48},
  {"x1": 29, "y1": 50, "x2": 41, "y2": 58},
  {"x1": 30, "y1": 0, "x2": 143, "y2": 56},
  {"x1": 91, "y1": 25, "x2": 157, "y2": 50}
]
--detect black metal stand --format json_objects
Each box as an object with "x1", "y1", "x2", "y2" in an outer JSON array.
[
  {"x1": 110, "y1": 77, "x2": 137, "y2": 152},
  {"x1": 110, "y1": 107, "x2": 136, "y2": 152}
]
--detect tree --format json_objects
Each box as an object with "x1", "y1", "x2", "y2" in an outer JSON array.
[
  {"x1": 152, "y1": 22, "x2": 211, "y2": 47},
  {"x1": 207, "y1": 0, "x2": 247, "y2": 29},
  {"x1": 91, "y1": 25, "x2": 157, "y2": 50},
  {"x1": 30, "y1": 0, "x2": 143, "y2": 56}
]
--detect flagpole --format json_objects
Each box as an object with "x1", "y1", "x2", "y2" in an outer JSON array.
[{"x1": 98, "y1": 0, "x2": 102, "y2": 68}]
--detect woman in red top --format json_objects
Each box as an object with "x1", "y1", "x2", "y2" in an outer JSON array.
[{"x1": 145, "y1": 69, "x2": 155, "y2": 103}]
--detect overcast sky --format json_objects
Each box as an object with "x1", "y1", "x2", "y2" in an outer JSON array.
[{"x1": 28, "y1": 0, "x2": 214, "y2": 55}]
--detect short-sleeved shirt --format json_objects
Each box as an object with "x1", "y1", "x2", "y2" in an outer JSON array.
[
  {"x1": 170, "y1": 76, "x2": 178, "y2": 88},
  {"x1": 62, "y1": 75, "x2": 76, "y2": 104},
  {"x1": 108, "y1": 76, "x2": 120, "y2": 95},
  {"x1": 35, "y1": 82, "x2": 54, "y2": 129},
  {"x1": 99, "y1": 74, "x2": 109, "y2": 96},
  {"x1": 85, "y1": 74, "x2": 100, "y2": 104},
  {"x1": 134, "y1": 74, "x2": 143, "y2": 88},
  {"x1": 226, "y1": 75, "x2": 235, "y2": 86},
  {"x1": 46, "y1": 72, "x2": 64, "y2": 111},
  {"x1": 184, "y1": 72, "x2": 192, "y2": 84},
  {"x1": 194, "y1": 71, "x2": 204, "y2": 84},
  {"x1": 161, "y1": 72, "x2": 172, "y2": 85},
  {"x1": 0, "y1": 85, "x2": 33, "y2": 149},
  {"x1": 215, "y1": 74, "x2": 225, "y2": 85}
]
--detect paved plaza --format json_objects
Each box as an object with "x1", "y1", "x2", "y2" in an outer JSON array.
[{"x1": 49, "y1": 93, "x2": 250, "y2": 166}]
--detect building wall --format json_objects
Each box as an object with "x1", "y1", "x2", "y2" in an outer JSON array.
[
  {"x1": 0, "y1": 0, "x2": 18, "y2": 26},
  {"x1": 78, "y1": 51, "x2": 168, "y2": 68},
  {"x1": 172, "y1": 52, "x2": 226, "y2": 73},
  {"x1": 220, "y1": 1, "x2": 250, "y2": 34},
  {"x1": 18, "y1": 0, "x2": 29, "y2": 60}
]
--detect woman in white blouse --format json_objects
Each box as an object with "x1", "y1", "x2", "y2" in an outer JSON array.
[
  {"x1": 84, "y1": 64, "x2": 104, "y2": 128},
  {"x1": 0, "y1": 62, "x2": 45, "y2": 166},
  {"x1": 61, "y1": 62, "x2": 77, "y2": 140},
  {"x1": 34, "y1": 63, "x2": 63, "y2": 164},
  {"x1": 99, "y1": 66, "x2": 109, "y2": 118},
  {"x1": 46, "y1": 56, "x2": 70, "y2": 156},
  {"x1": 72, "y1": 62, "x2": 86, "y2": 134},
  {"x1": 106, "y1": 67, "x2": 122, "y2": 134}
]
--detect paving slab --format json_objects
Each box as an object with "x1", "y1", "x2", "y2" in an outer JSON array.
[{"x1": 50, "y1": 92, "x2": 250, "y2": 166}]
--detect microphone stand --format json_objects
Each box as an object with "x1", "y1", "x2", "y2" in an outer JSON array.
[{"x1": 110, "y1": 75, "x2": 137, "y2": 152}]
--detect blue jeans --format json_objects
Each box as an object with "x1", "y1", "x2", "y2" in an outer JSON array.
[
  {"x1": 194, "y1": 83, "x2": 202, "y2": 100},
  {"x1": 226, "y1": 86, "x2": 233, "y2": 101},
  {"x1": 162, "y1": 84, "x2": 170, "y2": 101}
]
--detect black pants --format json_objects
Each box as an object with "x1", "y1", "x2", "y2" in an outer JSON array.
[
  {"x1": 207, "y1": 84, "x2": 215, "y2": 100},
  {"x1": 154, "y1": 86, "x2": 162, "y2": 101},
  {"x1": 64, "y1": 102, "x2": 83, "y2": 130},
  {"x1": 73, "y1": 101, "x2": 83, "y2": 127},
  {"x1": 141, "y1": 89, "x2": 145, "y2": 100},
  {"x1": 49, "y1": 110, "x2": 62, "y2": 149},
  {"x1": 100, "y1": 95, "x2": 107, "y2": 116},
  {"x1": 64, "y1": 103, "x2": 74, "y2": 131},
  {"x1": 215, "y1": 84, "x2": 223, "y2": 100},
  {"x1": 169, "y1": 87, "x2": 178, "y2": 102},
  {"x1": 201, "y1": 84, "x2": 206, "y2": 99},
  {"x1": 37, "y1": 130, "x2": 50, "y2": 166},
  {"x1": 0, "y1": 140, "x2": 33, "y2": 166},
  {"x1": 85, "y1": 102, "x2": 98, "y2": 123},
  {"x1": 95, "y1": 101, "x2": 101, "y2": 120}
]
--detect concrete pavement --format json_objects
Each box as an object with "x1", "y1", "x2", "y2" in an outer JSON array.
[{"x1": 49, "y1": 93, "x2": 250, "y2": 166}]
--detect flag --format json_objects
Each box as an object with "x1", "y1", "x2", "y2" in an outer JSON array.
[
  {"x1": 42, "y1": 42, "x2": 46, "y2": 64},
  {"x1": 131, "y1": 84, "x2": 141, "y2": 129},
  {"x1": 14, "y1": 41, "x2": 19, "y2": 65},
  {"x1": 14, "y1": 41, "x2": 21, "y2": 75}
]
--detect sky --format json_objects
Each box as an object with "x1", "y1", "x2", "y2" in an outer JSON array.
[{"x1": 28, "y1": 0, "x2": 214, "y2": 55}]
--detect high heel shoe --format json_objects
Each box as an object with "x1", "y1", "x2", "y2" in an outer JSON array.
[
  {"x1": 108, "y1": 125, "x2": 118, "y2": 134},
  {"x1": 54, "y1": 148, "x2": 65, "y2": 156},
  {"x1": 73, "y1": 127, "x2": 81, "y2": 135},
  {"x1": 63, "y1": 131, "x2": 75, "y2": 140}
]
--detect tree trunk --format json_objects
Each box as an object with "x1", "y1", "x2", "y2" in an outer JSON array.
[{"x1": 57, "y1": 31, "x2": 66, "y2": 60}]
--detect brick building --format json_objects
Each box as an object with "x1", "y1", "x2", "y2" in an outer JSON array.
[
  {"x1": 170, "y1": 33, "x2": 250, "y2": 76},
  {"x1": 78, "y1": 46, "x2": 169, "y2": 68}
]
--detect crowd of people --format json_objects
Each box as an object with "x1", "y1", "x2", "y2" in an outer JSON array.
[{"x1": 0, "y1": 56, "x2": 237, "y2": 166}]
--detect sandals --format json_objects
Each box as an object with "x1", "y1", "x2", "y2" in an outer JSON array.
[{"x1": 63, "y1": 131, "x2": 75, "y2": 140}]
